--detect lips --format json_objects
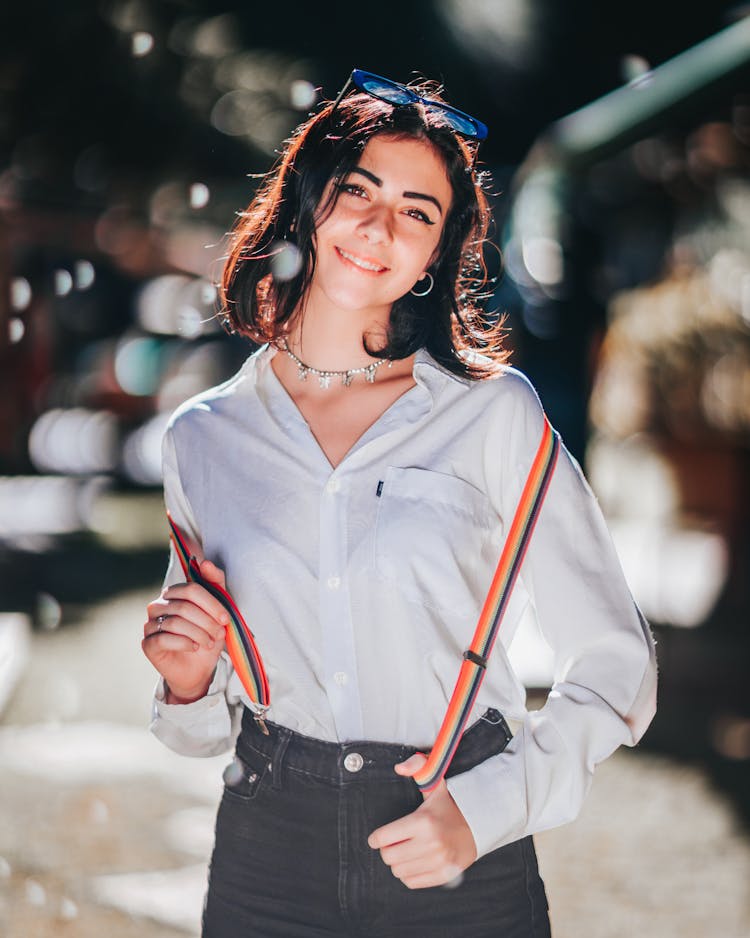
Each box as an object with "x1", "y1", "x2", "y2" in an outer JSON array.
[{"x1": 335, "y1": 247, "x2": 389, "y2": 274}]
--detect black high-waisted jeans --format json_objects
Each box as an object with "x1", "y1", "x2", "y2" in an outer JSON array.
[{"x1": 202, "y1": 707, "x2": 550, "y2": 937}]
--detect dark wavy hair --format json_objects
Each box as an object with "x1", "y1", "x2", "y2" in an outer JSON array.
[{"x1": 219, "y1": 78, "x2": 508, "y2": 379}]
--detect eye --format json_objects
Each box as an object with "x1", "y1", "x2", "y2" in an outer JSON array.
[
  {"x1": 335, "y1": 182, "x2": 368, "y2": 199},
  {"x1": 404, "y1": 207, "x2": 436, "y2": 226}
]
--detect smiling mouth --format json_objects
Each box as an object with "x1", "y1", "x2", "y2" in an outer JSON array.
[{"x1": 336, "y1": 247, "x2": 388, "y2": 273}]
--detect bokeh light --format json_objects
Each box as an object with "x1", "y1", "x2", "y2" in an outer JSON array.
[
  {"x1": 36, "y1": 593, "x2": 63, "y2": 632},
  {"x1": 54, "y1": 270, "x2": 73, "y2": 297},
  {"x1": 136, "y1": 274, "x2": 218, "y2": 337},
  {"x1": 114, "y1": 335, "x2": 162, "y2": 396},
  {"x1": 120, "y1": 412, "x2": 170, "y2": 485},
  {"x1": 0, "y1": 476, "x2": 107, "y2": 542},
  {"x1": 28, "y1": 409, "x2": 119, "y2": 474},
  {"x1": 75, "y1": 260, "x2": 96, "y2": 290},
  {"x1": 131, "y1": 31, "x2": 155, "y2": 57},
  {"x1": 8, "y1": 318, "x2": 25, "y2": 344},
  {"x1": 270, "y1": 241, "x2": 303, "y2": 282},
  {"x1": 189, "y1": 182, "x2": 210, "y2": 209},
  {"x1": 10, "y1": 277, "x2": 31, "y2": 311},
  {"x1": 289, "y1": 79, "x2": 317, "y2": 110}
]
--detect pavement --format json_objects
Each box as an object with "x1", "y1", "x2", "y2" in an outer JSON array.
[{"x1": 1, "y1": 582, "x2": 749, "y2": 937}]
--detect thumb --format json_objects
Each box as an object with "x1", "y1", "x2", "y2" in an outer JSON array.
[
  {"x1": 198, "y1": 558, "x2": 226, "y2": 590},
  {"x1": 394, "y1": 751, "x2": 429, "y2": 778}
]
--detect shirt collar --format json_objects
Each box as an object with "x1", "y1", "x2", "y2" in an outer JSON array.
[{"x1": 412, "y1": 347, "x2": 473, "y2": 397}]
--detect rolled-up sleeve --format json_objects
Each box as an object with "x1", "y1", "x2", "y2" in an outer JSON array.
[
  {"x1": 148, "y1": 425, "x2": 243, "y2": 758},
  {"x1": 447, "y1": 371, "x2": 658, "y2": 857}
]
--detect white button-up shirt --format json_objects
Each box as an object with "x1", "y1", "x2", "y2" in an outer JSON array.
[{"x1": 150, "y1": 343, "x2": 657, "y2": 858}]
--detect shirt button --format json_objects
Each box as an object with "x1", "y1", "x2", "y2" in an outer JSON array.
[
  {"x1": 326, "y1": 576, "x2": 341, "y2": 590},
  {"x1": 326, "y1": 478, "x2": 341, "y2": 493},
  {"x1": 344, "y1": 752, "x2": 364, "y2": 773},
  {"x1": 333, "y1": 671, "x2": 348, "y2": 686}
]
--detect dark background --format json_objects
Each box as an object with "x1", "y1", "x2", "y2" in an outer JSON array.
[{"x1": 1, "y1": 0, "x2": 743, "y2": 176}]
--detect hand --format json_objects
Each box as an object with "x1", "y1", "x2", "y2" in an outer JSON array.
[
  {"x1": 141, "y1": 560, "x2": 229, "y2": 703},
  {"x1": 367, "y1": 752, "x2": 478, "y2": 889}
]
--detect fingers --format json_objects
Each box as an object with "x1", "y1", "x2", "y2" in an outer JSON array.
[
  {"x1": 141, "y1": 628, "x2": 197, "y2": 653},
  {"x1": 199, "y1": 559, "x2": 226, "y2": 590},
  {"x1": 367, "y1": 812, "x2": 417, "y2": 852},
  {"x1": 369, "y1": 781, "x2": 476, "y2": 890},
  {"x1": 160, "y1": 598, "x2": 226, "y2": 642},
  {"x1": 377, "y1": 826, "x2": 463, "y2": 888},
  {"x1": 392, "y1": 865, "x2": 464, "y2": 890},
  {"x1": 153, "y1": 581, "x2": 230, "y2": 629},
  {"x1": 372, "y1": 816, "x2": 439, "y2": 871},
  {"x1": 394, "y1": 752, "x2": 428, "y2": 778},
  {"x1": 143, "y1": 612, "x2": 222, "y2": 651},
  {"x1": 378, "y1": 833, "x2": 463, "y2": 889}
]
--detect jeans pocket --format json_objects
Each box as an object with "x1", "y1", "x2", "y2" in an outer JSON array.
[{"x1": 221, "y1": 753, "x2": 267, "y2": 802}]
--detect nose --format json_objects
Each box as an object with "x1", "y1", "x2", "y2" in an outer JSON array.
[{"x1": 356, "y1": 204, "x2": 392, "y2": 245}]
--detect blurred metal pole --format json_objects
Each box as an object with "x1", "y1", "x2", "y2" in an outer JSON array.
[
  {"x1": 505, "y1": 15, "x2": 750, "y2": 290},
  {"x1": 520, "y1": 14, "x2": 750, "y2": 175}
]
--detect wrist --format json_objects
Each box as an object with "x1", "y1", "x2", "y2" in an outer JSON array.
[{"x1": 164, "y1": 679, "x2": 211, "y2": 705}]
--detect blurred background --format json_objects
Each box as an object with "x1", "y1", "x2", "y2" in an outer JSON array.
[{"x1": 1, "y1": 1, "x2": 749, "y2": 935}]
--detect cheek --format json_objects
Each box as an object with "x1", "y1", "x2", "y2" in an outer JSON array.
[{"x1": 421, "y1": 227, "x2": 446, "y2": 271}]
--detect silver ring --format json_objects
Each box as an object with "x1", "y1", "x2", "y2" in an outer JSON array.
[{"x1": 156, "y1": 614, "x2": 167, "y2": 631}]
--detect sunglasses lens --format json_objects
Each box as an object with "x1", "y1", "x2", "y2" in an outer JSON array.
[
  {"x1": 359, "y1": 76, "x2": 415, "y2": 106},
  {"x1": 422, "y1": 104, "x2": 476, "y2": 138}
]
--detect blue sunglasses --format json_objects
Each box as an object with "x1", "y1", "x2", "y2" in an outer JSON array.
[{"x1": 331, "y1": 68, "x2": 488, "y2": 141}]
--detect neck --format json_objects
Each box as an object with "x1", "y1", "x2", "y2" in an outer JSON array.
[
  {"x1": 271, "y1": 289, "x2": 416, "y2": 393},
  {"x1": 282, "y1": 286, "x2": 390, "y2": 370}
]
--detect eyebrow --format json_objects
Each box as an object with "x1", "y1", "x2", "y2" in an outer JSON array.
[{"x1": 349, "y1": 167, "x2": 444, "y2": 215}]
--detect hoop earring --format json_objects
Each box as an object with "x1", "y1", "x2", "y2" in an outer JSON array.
[{"x1": 410, "y1": 272, "x2": 434, "y2": 297}]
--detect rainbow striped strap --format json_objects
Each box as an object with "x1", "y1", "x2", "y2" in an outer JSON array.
[
  {"x1": 413, "y1": 418, "x2": 560, "y2": 793},
  {"x1": 166, "y1": 512, "x2": 271, "y2": 714}
]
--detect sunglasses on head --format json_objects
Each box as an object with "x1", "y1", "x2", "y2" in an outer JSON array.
[{"x1": 330, "y1": 68, "x2": 489, "y2": 142}]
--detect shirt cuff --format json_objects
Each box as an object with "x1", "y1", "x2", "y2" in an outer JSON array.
[
  {"x1": 446, "y1": 734, "x2": 529, "y2": 859},
  {"x1": 149, "y1": 656, "x2": 236, "y2": 757}
]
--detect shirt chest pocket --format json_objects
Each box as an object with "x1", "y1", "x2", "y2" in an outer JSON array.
[{"x1": 374, "y1": 467, "x2": 499, "y2": 618}]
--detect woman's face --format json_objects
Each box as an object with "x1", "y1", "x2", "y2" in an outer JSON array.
[{"x1": 308, "y1": 134, "x2": 453, "y2": 319}]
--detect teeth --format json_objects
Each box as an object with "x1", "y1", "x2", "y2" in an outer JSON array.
[{"x1": 339, "y1": 249, "x2": 385, "y2": 272}]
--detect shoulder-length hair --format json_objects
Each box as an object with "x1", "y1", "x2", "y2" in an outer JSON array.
[{"x1": 219, "y1": 79, "x2": 509, "y2": 379}]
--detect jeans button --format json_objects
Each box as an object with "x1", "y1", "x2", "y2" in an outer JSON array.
[{"x1": 343, "y1": 752, "x2": 364, "y2": 773}]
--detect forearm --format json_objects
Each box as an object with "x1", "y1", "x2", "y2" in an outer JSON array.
[{"x1": 447, "y1": 661, "x2": 656, "y2": 858}]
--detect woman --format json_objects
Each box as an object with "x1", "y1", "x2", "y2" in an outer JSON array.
[{"x1": 142, "y1": 69, "x2": 657, "y2": 937}]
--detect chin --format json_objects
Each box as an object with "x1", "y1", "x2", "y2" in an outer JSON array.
[{"x1": 323, "y1": 289, "x2": 393, "y2": 316}]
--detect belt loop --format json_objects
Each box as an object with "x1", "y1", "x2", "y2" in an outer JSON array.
[{"x1": 270, "y1": 726, "x2": 292, "y2": 790}]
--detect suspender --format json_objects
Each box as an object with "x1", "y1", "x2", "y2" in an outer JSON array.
[
  {"x1": 167, "y1": 514, "x2": 271, "y2": 732},
  {"x1": 413, "y1": 419, "x2": 559, "y2": 792},
  {"x1": 166, "y1": 418, "x2": 559, "y2": 777}
]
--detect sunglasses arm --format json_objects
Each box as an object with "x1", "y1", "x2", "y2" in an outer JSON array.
[{"x1": 329, "y1": 73, "x2": 354, "y2": 119}]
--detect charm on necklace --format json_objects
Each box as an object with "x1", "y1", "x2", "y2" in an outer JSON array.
[{"x1": 280, "y1": 340, "x2": 392, "y2": 389}]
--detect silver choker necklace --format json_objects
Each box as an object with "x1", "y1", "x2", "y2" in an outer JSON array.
[{"x1": 280, "y1": 341, "x2": 393, "y2": 389}]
